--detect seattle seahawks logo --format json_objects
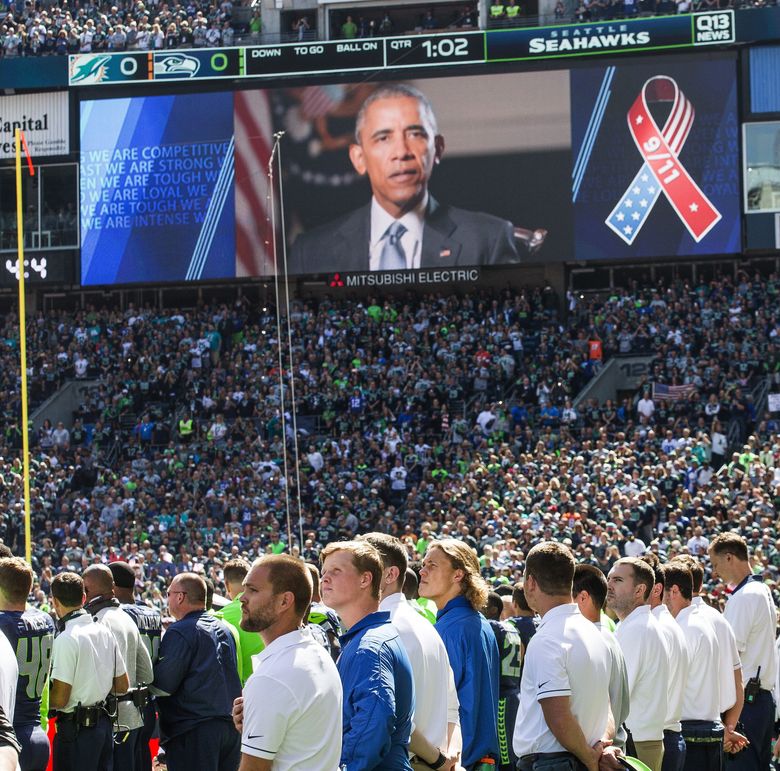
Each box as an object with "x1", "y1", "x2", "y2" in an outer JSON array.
[
  {"x1": 69, "y1": 55, "x2": 112, "y2": 85},
  {"x1": 153, "y1": 54, "x2": 201, "y2": 79}
]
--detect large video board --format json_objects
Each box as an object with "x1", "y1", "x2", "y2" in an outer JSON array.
[{"x1": 79, "y1": 53, "x2": 740, "y2": 285}]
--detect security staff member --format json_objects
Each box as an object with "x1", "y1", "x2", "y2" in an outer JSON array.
[
  {"x1": 709, "y1": 533, "x2": 777, "y2": 770},
  {"x1": 177, "y1": 414, "x2": 194, "y2": 443},
  {"x1": 83, "y1": 565, "x2": 153, "y2": 771},
  {"x1": 152, "y1": 572, "x2": 241, "y2": 771},
  {"x1": 109, "y1": 561, "x2": 162, "y2": 771},
  {"x1": 49, "y1": 572, "x2": 130, "y2": 771}
]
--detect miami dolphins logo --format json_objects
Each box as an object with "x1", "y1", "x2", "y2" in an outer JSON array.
[{"x1": 69, "y1": 55, "x2": 112, "y2": 85}]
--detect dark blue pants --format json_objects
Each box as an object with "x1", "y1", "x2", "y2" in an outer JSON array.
[
  {"x1": 16, "y1": 724, "x2": 50, "y2": 771},
  {"x1": 662, "y1": 729, "x2": 686, "y2": 771},
  {"x1": 680, "y1": 720, "x2": 722, "y2": 771},
  {"x1": 114, "y1": 727, "x2": 140, "y2": 771},
  {"x1": 727, "y1": 690, "x2": 774, "y2": 771},
  {"x1": 53, "y1": 714, "x2": 113, "y2": 771},
  {"x1": 163, "y1": 719, "x2": 240, "y2": 771},
  {"x1": 135, "y1": 701, "x2": 156, "y2": 771}
]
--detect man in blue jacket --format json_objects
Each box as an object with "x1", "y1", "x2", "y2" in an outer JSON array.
[
  {"x1": 320, "y1": 540, "x2": 415, "y2": 771},
  {"x1": 419, "y1": 538, "x2": 500, "y2": 770}
]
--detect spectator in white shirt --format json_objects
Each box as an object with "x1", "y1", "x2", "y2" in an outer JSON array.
[
  {"x1": 637, "y1": 392, "x2": 655, "y2": 420},
  {"x1": 359, "y1": 533, "x2": 461, "y2": 770},
  {"x1": 624, "y1": 533, "x2": 646, "y2": 557},
  {"x1": 686, "y1": 527, "x2": 709, "y2": 557},
  {"x1": 607, "y1": 558, "x2": 669, "y2": 771}
]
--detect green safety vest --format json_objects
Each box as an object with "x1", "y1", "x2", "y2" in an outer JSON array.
[
  {"x1": 490, "y1": 3, "x2": 505, "y2": 16},
  {"x1": 179, "y1": 419, "x2": 193, "y2": 435},
  {"x1": 506, "y1": 4, "x2": 520, "y2": 15}
]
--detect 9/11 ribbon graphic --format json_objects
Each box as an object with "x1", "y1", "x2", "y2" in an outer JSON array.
[{"x1": 606, "y1": 76, "x2": 721, "y2": 245}]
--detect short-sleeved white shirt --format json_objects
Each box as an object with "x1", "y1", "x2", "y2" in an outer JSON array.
[
  {"x1": 615, "y1": 605, "x2": 669, "y2": 742},
  {"x1": 691, "y1": 597, "x2": 741, "y2": 713},
  {"x1": 94, "y1": 605, "x2": 154, "y2": 730},
  {"x1": 0, "y1": 631, "x2": 17, "y2": 723},
  {"x1": 723, "y1": 577, "x2": 777, "y2": 687},
  {"x1": 652, "y1": 604, "x2": 689, "y2": 731},
  {"x1": 513, "y1": 604, "x2": 610, "y2": 758},
  {"x1": 51, "y1": 612, "x2": 127, "y2": 713},
  {"x1": 675, "y1": 605, "x2": 720, "y2": 722},
  {"x1": 595, "y1": 621, "x2": 629, "y2": 750},
  {"x1": 380, "y1": 592, "x2": 459, "y2": 749},
  {"x1": 241, "y1": 628, "x2": 342, "y2": 771}
]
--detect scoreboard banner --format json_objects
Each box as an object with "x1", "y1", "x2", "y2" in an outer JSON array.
[
  {"x1": 78, "y1": 54, "x2": 740, "y2": 285},
  {"x1": 68, "y1": 11, "x2": 735, "y2": 87}
]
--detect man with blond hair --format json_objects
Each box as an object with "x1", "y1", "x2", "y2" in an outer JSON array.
[
  {"x1": 419, "y1": 538, "x2": 499, "y2": 770},
  {"x1": 320, "y1": 540, "x2": 414, "y2": 771}
]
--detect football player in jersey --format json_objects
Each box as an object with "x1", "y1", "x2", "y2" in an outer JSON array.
[
  {"x1": 0, "y1": 558, "x2": 55, "y2": 771},
  {"x1": 485, "y1": 591, "x2": 523, "y2": 771},
  {"x1": 109, "y1": 561, "x2": 162, "y2": 771}
]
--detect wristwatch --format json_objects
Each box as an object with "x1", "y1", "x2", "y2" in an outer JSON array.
[{"x1": 427, "y1": 752, "x2": 447, "y2": 770}]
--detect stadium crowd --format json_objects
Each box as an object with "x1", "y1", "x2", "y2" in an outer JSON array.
[
  {"x1": 0, "y1": 0, "x2": 772, "y2": 57},
  {"x1": 0, "y1": 275, "x2": 778, "y2": 769}
]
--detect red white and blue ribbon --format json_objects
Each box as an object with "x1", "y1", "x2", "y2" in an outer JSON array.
[{"x1": 606, "y1": 76, "x2": 721, "y2": 245}]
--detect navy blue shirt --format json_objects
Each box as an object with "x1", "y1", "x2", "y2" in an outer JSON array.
[
  {"x1": 338, "y1": 610, "x2": 414, "y2": 771},
  {"x1": 0, "y1": 608, "x2": 54, "y2": 730},
  {"x1": 436, "y1": 596, "x2": 500, "y2": 767},
  {"x1": 153, "y1": 610, "x2": 241, "y2": 741}
]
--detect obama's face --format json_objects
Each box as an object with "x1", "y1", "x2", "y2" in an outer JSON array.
[{"x1": 349, "y1": 95, "x2": 444, "y2": 219}]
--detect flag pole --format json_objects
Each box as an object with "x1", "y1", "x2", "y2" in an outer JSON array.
[{"x1": 15, "y1": 128, "x2": 33, "y2": 565}]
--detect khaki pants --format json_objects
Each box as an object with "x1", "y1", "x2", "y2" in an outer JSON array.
[{"x1": 634, "y1": 739, "x2": 664, "y2": 771}]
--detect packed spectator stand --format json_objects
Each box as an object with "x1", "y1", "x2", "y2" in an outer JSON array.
[
  {"x1": 0, "y1": 273, "x2": 777, "y2": 620},
  {"x1": 0, "y1": 0, "x2": 774, "y2": 58}
]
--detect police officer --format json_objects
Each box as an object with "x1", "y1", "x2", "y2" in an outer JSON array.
[
  {"x1": 83, "y1": 565, "x2": 153, "y2": 771},
  {"x1": 49, "y1": 572, "x2": 130, "y2": 771},
  {"x1": 108, "y1": 561, "x2": 161, "y2": 771},
  {"x1": 151, "y1": 572, "x2": 241, "y2": 771},
  {"x1": 0, "y1": 557, "x2": 55, "y2": 771},
  {"x1": 709, "y1": 533, "x2": 777, "y2": 770}
]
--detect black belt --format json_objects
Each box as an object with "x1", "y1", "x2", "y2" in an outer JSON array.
[{"x1": 520, "y1": 751, "x2": 580, "y2": 766}]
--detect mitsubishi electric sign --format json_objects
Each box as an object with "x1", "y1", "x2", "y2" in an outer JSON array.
[{"x1": 0, "y1": 92, "x2": 69, "y2": 159}]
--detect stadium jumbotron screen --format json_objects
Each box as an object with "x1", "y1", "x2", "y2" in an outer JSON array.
[{"x1": 79, "y1": 53, "x2": 740, "y2": 285}]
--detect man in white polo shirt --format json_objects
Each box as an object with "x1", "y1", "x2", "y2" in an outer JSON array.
[
  {"x1": 709, "y1": 532, "x2": 777, "y2": 771},
  {"x1": 640, "y1": 555, "x2": 689, "y2": 771},
  {"x1": 513, "y1": 542, "x2": 611, "y2": 771},
  {"x1": 237, "y1": 554, "x2": 342, "y2": 770},
  {"x1": 359, "y1": 533, "x2": 462, "y2": 771},
  {"x1": 663, "y1": 562, "x2": 745, "y2": 771},
  {"x1": 673, "y1": 555, "x2": 744, "y2": 744},
  {"x1": 607, "y1": 557, "x2": 669, "y2": 771}
]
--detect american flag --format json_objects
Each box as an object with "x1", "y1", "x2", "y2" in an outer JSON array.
[
  {"x1": 234, "y1": 90, "x2": 275, "y2": 278},
  {"x1": 652, "y1": 382, "x2": 697, "y2": 402}
]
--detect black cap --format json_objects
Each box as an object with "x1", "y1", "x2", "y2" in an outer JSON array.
[{"x1": 109, "y1": 561, "x2": 135, "y2": 589}]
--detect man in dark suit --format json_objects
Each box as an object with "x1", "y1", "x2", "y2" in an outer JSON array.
[{"x1": 289, "y1": 83, "x2": 521, "y2": 274}]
